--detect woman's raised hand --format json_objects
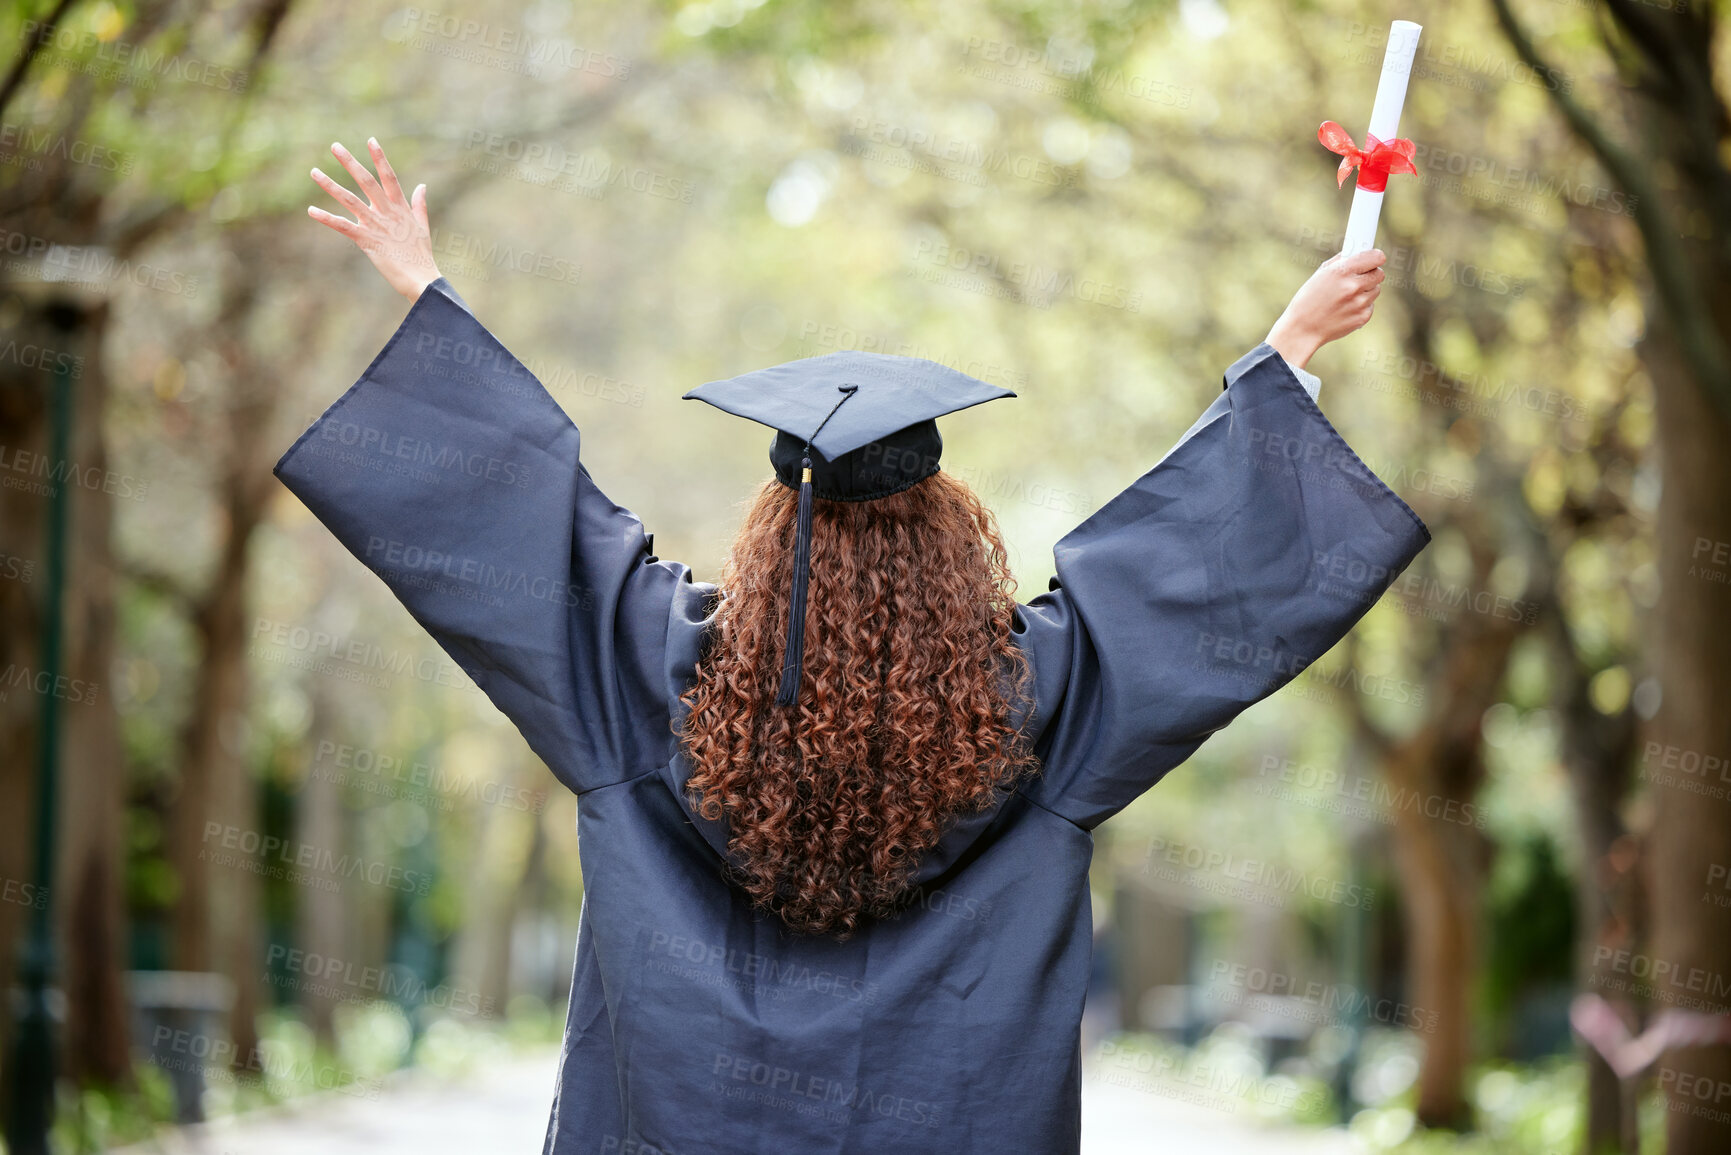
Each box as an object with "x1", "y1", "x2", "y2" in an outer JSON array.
[
  {"x1": 309, "y1": 137, "x2": 442, "y2": 303},
  {"x1": 1265, "y1": 248, "x2": 1388, "y2": 371}
]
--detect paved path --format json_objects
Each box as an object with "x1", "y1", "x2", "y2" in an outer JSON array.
[
  {"x1": 1079, "y1": 1066, "x2": 1361, "y2": 1154},
  {"x1": 108, "y1": 1048, "x2": 1364, "y2": 1154},
  {"x1": 106, "y1": 1052, "x2": 556, "y2": 1155}
]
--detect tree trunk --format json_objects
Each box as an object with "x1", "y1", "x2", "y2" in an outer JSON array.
[
  {"x1": 1353, "y1": 534, "x2": 1524, "y2": 1128},
  {"x1": 1484, "y1": 0, "x2": 1731, "y2": 1146},
  {"x1": 55, "y1": 293, "x2": 132, "y2": 1087},
  {"x1": 295, "y1": 678, "x2": 347, "y2": 1045},
  {"x1": 1644, "y1": 316, "x2": 1731, "y2": 1153},
  {"x1": 1567, "y1": 723, "x2": 1644, "y2": 1154},
  {"x1": 161, "y1": 261, "x2": 285, "y2": 1069},
  {"x1": 1384, "y1": 755, "x2": 1480, "y2": 1131},
  {"x1": 162, "y1": 450, "x2": 270, "y2": 1068},
  {"x1": 1553, "y1": 629, "x2": 1641, "y2": 1154}
]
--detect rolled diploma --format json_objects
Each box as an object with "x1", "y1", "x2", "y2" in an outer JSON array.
[{"x1": 1340, "y1": 20, "x2": 1422, "y2": 256}]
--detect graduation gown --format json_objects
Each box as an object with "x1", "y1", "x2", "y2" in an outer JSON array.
[{"x1": 273, "y1": 276, "x2": 1430, "y2": 1154}]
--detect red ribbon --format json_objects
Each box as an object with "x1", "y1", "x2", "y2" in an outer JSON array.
[{"x1": 1318, "y1": 120, "x2": 1417, "y2": 193}]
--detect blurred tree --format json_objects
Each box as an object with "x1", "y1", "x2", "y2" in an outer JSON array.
[
  {"x1": 127, "y1": 224, "x2": 325, "y2": 1071},
  {"x1": 1339, "y1": 486, "x2": 1538, "y2": 1128},
  {"x1": 1490, "y1": 1, "x2": 1731, "y2": 1150},
  {"x1": 0, "y1": 0, "x2": 192, "y2": 1107},
  {"x1": 0, "y1": 0, "x2": 301, "y2": 1112},
  {"x1": 293, "y1": 674, "x2": 346, "y2": 1045}
]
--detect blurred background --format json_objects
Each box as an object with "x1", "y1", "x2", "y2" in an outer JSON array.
[{"x1": 1, "y1": 0, "x2": 1726, "y2": 1151}]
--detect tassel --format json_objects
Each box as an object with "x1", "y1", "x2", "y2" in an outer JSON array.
[
  {"x1": 772, "y1": 386, "x2": 854, "y2": 710},
  {"x1": 775, "y1": 455, "x2": 815, "y2": 706}
]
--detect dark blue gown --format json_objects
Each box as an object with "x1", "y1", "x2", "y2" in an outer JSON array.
[{"x1": 273, "y1": 276, "x2": 1430, "y2": 1154}]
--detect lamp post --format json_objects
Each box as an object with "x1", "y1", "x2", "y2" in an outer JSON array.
[{"x1": 5, "y1": 352, "x2": 72, "y2": 1155}]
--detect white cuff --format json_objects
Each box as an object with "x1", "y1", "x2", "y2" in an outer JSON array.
[{"x1": 1280, "y1": 355, "x2": 1322, "y2": 402}]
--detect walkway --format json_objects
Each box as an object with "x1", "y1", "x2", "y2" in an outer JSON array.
[{"x1": 107, "y1": 1048, "x2": 1364, "y2": 1153}]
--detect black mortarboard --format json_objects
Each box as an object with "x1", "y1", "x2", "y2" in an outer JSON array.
[{"x1": 683, "y1": 350, "x2": 1015, "y2": 707}]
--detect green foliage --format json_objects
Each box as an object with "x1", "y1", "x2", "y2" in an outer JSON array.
[
  {"x1": 1349, "y1": 1055, "x2": 1668, "y2": 1154},
  {"x1": 1481, "y1": 832, "x2": 1575, "y2": 1047}
]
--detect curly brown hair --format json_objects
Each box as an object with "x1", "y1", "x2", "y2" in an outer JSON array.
[{"x1": 677, "y1": 468, "x2": 1040, "y2": 938}]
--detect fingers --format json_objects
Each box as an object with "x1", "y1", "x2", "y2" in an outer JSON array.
[
  {"x1": 368, "y1": 137, "x2": 407, "y2": 206},
  {"x1": 1285, "y1": 246, "x2": 1389, "y2": 347},
  {"x1": 307, "y1": 204, "x2": 363, "y2": 241},
  {"x1": 412, "y1": 184, "x2": 429, "y2": 232},
  {"x1": 1338, "y1": 247, "x2": 1387, "y2": 275},
  {"x1": 310, "y1": 166, "x2": 369, "y2": 217},
  {"x1": 329, "y1": 141, "x2": 385, "y2": 205}
]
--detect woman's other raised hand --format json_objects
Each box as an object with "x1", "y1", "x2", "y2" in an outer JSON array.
[{"x1": 309, "y1": 137, "x2": 442, "y2": 303}]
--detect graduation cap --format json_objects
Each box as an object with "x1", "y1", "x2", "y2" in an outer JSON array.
[{"x1": 684, "y1": 350, "x2": 1016, "y2": 707}]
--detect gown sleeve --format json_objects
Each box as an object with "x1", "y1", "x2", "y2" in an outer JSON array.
[
  {"x1": 1012, "y1": 341, "x2": 1430, "y2": 829},
  {"x1": 271, "y1": 276, "x2": 689, "y2": 796}
]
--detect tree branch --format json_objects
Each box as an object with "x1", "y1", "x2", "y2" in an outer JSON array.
[
  {"x1": 0, "y1": 0, "x2": 78, "y2": 120},
  {"x1": 1487, "y1": 0, "x2": 1731, "y2": 428}
]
